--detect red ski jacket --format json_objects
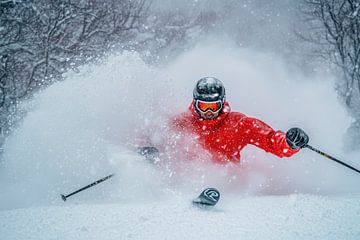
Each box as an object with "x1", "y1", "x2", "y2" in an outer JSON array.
[{"x1": 171, "y1": 101, "x2": 299, "y2": 163}]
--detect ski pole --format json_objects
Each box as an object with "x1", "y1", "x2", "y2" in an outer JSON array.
[
  {"x1": 60, "y1": 173, "x2": 115, "y2": 201},
  {"x1": 305, "y1": 145, "x2": 360, "y2": 174}
]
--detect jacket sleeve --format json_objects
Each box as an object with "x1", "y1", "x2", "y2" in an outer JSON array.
[{"x1": 241, "y1": 117, "x2": 299, "y2": 158}]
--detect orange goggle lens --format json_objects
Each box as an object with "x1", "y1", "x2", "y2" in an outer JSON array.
[{"x1": 196, "y1": 100, "x2": 222, "y2": 112}]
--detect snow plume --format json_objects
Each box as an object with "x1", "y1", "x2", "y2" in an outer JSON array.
[
  {"x1": 0, "y1": 40, "x2": 359, "y2": 210},
  {"x1": 0, "y1": 52, "x2": 175, "y2": 210}
]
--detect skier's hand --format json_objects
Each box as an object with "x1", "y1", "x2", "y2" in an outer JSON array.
[
  {"x1": 286, "y1": 127, "x2": 309, "y2": 149},
  {"x1": 137, "y1": 146, "x2": 160, "y2": 163}
]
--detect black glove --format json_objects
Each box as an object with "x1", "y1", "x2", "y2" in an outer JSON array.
[
  {"x1": 137, "y1": 146, "x2": 160, "y2": 163},
  {"x1": 286, "y1": 127, "x2": 309, "y2": 150}
]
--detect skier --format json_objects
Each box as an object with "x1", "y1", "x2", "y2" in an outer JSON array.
[{"x1": 169, "y1": 77, "x2": 309, "y2": 163}]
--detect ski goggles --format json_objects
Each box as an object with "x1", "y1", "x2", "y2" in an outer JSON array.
[{"x1": 195, "y1": 100, "x2": 223, "y2": 113}]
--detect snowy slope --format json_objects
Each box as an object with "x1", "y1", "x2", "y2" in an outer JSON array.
[
  {"x1": 1, "y1": 43, "x2": 360, "y2": 239},
  {"x1": 1, "y1": 194, "x2": 360, "y2": 240}
]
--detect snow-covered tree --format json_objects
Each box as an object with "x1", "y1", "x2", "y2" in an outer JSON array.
[
  {"x1": 0, "y1": 0, "x2": 149, "y2": 143},
  {"x1": 300, "y1": 0, "x2": 360, "y2": 149}
]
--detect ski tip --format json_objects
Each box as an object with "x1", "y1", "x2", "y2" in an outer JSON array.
[
  {"x1": 192, "y1": 188, "x2": 220, "y2": 208},
  {"x1": 192, "y1": 198, "x2": 215, "y2": 209},
  {"x1": 60, "y1": 194, "x2": 67, "y2": 202}
]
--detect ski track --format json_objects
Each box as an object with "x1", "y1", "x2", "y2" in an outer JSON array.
[{"x1": 1, "y1": 194, "x2": 359, "y2": 240}]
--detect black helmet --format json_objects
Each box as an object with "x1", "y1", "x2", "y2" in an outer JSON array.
[{"x1": 193, "y1": 77, "x2": 226, "y2": 102}]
